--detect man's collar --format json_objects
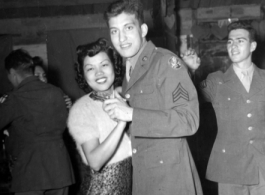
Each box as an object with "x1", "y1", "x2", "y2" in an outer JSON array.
[
  {"x1": 127, "y1": 40, "x2": 148, "y2": 66},
  {"x1": 233, "y1": 63, "x2": 254, "y2": 74},
  {"x1": 223, "y1": 63, "x2": 255, "y2": 82},
  {"x1": 16, "y1": 76, "x2": 39, "y2": 90}
]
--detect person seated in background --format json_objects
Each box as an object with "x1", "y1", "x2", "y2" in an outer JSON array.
[
  {"x1": 0, "y1": 49, "x2": 75, "y2": 195},
  {"x1": 68, "y1": 38, "x2": 132, "y2": 195},
  {"x1": 32, "y1": 56, "x2": 72, "y2": 109}
]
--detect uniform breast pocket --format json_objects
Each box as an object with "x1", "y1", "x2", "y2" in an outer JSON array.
[
  {"x1": 213, "y1": 139, "x2": 243, "y2": 155},
  {"x1": 144, "y1": 143, "x2": 180, "y2": 169},
  {"x1": 133, "y1": 83, "x2": 156, "y2": 109},
  {"x1": 213, "y1": 96, "x2": 241, "y2": 121}
]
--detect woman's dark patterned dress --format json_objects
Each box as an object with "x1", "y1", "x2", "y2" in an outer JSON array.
[{"x1": 80, "y1": 157, "x2": 132, "y2": 195}]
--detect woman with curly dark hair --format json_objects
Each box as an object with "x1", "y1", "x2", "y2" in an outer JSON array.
[{"x1": 68, "y1": 38, "x2": 132, "y2": 195}]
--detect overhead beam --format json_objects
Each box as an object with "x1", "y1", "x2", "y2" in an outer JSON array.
[
  {"x1": 0, "y1": 0, "x2": 114, "y2": 9},
  {"x1": 0, "y1": 14, "x2": 107, "y2": 44}
]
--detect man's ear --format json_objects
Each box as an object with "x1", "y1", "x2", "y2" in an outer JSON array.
[
  {"x1": 9, "y1": 68, "x2": 19, "y2": 86},
  {"x1": 9, "y1": 68, "x2": 17, "y2": 78},
  {"x1": 141, "y1": 23, "x2": 148, "y2": 38},
  {"x1": 250, "y1": 41, "x2": 257, "y2": 52}
]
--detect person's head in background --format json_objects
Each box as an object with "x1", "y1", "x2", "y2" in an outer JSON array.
[
  {"x1": 227, "y1": 21, "x2": 257, "y2": 67},
  {"x1": 5, "y1": 49, "x2": 34, "y2": 88},
  {"x1": 75, "y1": 38, "x2": 124, "y2": 94},
  {"x1": 104, "y1": 0, "x2": 148, "y2": 59},
  {"x1": 32, "y1": 56, "x2": 48, "y2": 83}
]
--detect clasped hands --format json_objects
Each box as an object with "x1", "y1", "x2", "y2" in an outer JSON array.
[
  {"x1": 103, "y1": 90, "x2": 133, "y2": 122},
  {"x1": 102, "y1": 48, "x2": 200, "y2": 121}
]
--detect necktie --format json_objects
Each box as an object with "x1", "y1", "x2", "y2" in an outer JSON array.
[
  {"x1": 126, "y1": 59, "x2": 132, "y2": 82},
  {"x1": 240, "y1": 70, "x2": 251, "y2": 92}
]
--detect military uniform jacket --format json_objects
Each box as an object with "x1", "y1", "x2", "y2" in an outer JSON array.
[
  {"x1": 202, "y1": 65, "x2": 265, "y2": 185},
  {"x1": 122, "y1": 41, "x2": 203, "y2": 195},
  {"x1": 0, "y1": 76, "x2": 75, "y2": 192}
]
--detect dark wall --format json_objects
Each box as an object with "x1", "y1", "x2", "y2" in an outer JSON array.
[{"x1": 0, "y1": 35, "x2": 13, "y2": 95}]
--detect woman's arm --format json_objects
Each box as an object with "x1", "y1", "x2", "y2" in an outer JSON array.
[{"x1": 81, "y1": 120, "x2": 126, "y2": 171}]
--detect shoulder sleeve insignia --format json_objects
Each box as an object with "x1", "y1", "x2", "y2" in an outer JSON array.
[{"x1": 168, "y1": 56, "x2": 182, "y2": 70}]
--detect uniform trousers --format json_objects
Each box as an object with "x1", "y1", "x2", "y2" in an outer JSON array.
[
  {"x1": 15, "y1": 187, "x2": 69, "y2": 195},
  {"x1": 219, "y1": 170, "x2": 265, "y2": 195}
]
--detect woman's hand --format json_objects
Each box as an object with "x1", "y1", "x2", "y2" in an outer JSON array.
[
  {"x1": 0, "y1": 94, "x2": 8, "y2": 103},
  {"x1": 64, "y1": 95, "x2": 72, "y2": 109}
]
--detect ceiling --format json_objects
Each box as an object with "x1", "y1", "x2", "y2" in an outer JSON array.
[
  {"x1": 0, "y1": 0, "x2": 264, "y2": 20},
  {"x1": 183, "y1": 0, "x2": 265, "y2": 8}
]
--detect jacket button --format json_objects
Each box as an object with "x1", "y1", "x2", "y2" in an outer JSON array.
[
  {"x1": 249, "y1": 140, "x2": 254, "y2": 144},
  {"x1": 246, "y1": 100, "x2": 251, "y2": 103},
  {"x1": 125, "y1": 94, "x2": 130, "y2": 99},
  {"x1": 247, "y1": 113, "x2": 252, "y2": 118},
  {"x1": 248, "y1": 126, "x2": 253, "y2": 131},
  {"x1": 132, "y1": 149, "x2": 137, "y2": 154},
  {"x1": 160, "y1": 160, "x2": 164, "y2": 164},
  {"x1": 222, "y1": 149, "x2": 226, "y2": 153},
  {"x1": 142, "y1": 56, "x2": 148, "y2": 61}
]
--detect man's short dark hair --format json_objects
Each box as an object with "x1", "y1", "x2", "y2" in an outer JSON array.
[
  {"x1": 5, "y1": 49, "x2": 34, "y2": 74},
  {"x1": 227, "y1": 21, "x2": 256, "y2": 42},
  {"x1": 104, "y1": 0, "x2": 144, "y2": 25}
]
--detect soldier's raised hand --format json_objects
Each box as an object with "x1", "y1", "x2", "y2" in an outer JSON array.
[{"x1": 181, "y1": 48, "x2": 201, "y2": 72}]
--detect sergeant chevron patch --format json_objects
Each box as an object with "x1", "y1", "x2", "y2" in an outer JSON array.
[{"x1": 172, "y1": 83, "x2": 189, "y2": 102}]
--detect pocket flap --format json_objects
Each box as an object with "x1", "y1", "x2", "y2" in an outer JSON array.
[{"x1": 144, "y1": 143, "x2": 180, "y2": 168}]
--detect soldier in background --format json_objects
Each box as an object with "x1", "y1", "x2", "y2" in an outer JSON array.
[{"x1": 0, "y1": 49, "x2": 75, "y2": 195}]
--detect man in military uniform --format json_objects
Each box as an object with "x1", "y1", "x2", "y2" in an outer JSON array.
[
  {"x1": 185, "y1": 21, "x2": 265, "y2": 195},
  {"x1": 103, "y1": 0, "x2": 203, "y2": 195},
  {"x1": 0, "y1": 49, "x2": 75, "y2": 195}
]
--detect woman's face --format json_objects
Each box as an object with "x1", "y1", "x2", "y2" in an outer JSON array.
[
  {"x1": 34, "y1": 65, "x2": 47, "y2": 83},
  {"x1": 83, "y1": 52, "x2": 115, "y2": 92}
]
